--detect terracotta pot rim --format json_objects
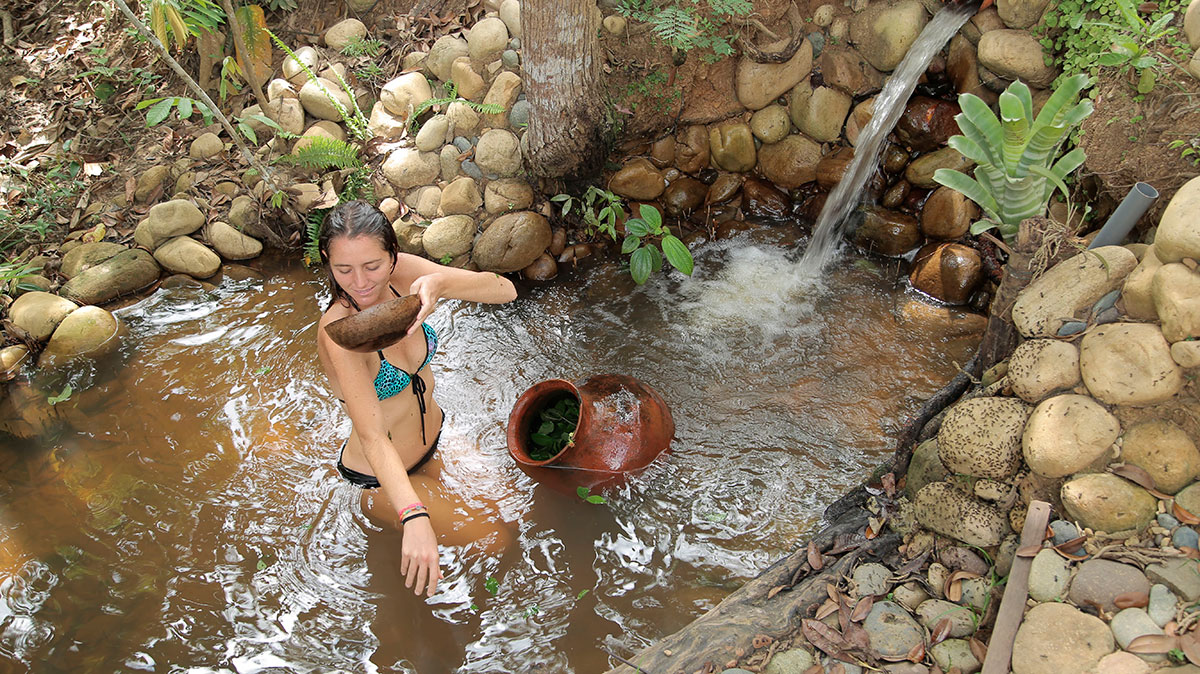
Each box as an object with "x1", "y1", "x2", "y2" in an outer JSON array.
[{"x1": 508, "y1": 378, "x2": 585, "y2": 467}]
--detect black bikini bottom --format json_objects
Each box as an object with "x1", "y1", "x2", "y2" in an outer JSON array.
[{"x1": 337, "y1": 431, "x2": 441, "y2": 489}]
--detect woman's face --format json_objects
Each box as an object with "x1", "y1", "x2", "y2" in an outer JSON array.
[{"x1": 327, "y1": 234, "x2": 394, "y2": 307}]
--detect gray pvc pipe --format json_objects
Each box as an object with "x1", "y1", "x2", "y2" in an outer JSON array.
[{"x1": 1088, "y1": 182, "x2": 1159, "y2": 248}]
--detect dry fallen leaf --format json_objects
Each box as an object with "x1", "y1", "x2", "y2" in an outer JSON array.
[
  {"x1": 815, "y1": 598, "x2": 839, "y2": 620},
  {"x1": 931, "y1": 618, "x2": 952, "y2": 645},
  {"x1": 808, "y1": 540, "x2": 824, "y2": 571},
  {"x1": 1127, "y1": 634, "x2": 1180, "y2": 653},
  {"x1": 802, "y1": 664, "x2": 825, "y2": 674},
  {"x1": 767, "y1": 584, "x2": 785, "y2": 600},
  {"x1": 801, "y1": 619, "x2": 848, "y2": 659},
  {"x1": 851, "y1": 596, "x2": 874, "y2": 623},
  {"x1": 1015, "y1": 544, "x2": 1042, "y2": 558},
  {"x1": 1109, "y1": 463, "x2": 1159, "y2": 491},
  {"x1": 968, "y1": 637, "x2": 987, "y2": 663},
  {"x1": 1114, "y1": 591, "x2": 1149, "y2": 609},
  {"x1": 1176, "y1": 502, "x2": 1200, "y2": 526}
]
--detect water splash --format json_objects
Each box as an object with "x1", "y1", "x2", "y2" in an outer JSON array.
[{"x1": 797, "y1": 5, "x2": 976, "y2": 277}]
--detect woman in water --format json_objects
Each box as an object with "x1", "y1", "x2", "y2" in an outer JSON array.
[{"x1": 316, "y1": 200, "x2": 517, "y2": 598}]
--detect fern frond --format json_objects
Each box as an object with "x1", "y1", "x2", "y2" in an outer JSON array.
[
  {"x1": 651, "y1": 6, "x2": 699, "y2": 49},
  {"x1": 303, "y1": 209, "x2": 324, "y2": 267},
  {"x1": 708, "y1": 0, "x2": 753, "y2": 16},
  {"x1": 278, "y1": 136, "x2": 363, "y2": 170},
  {"x1": 267, "y1": 29, "x2": 370, "y2": 140}
]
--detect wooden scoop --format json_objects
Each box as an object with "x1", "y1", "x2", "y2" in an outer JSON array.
[{"x1": 326, "y1": 294, "x2": 422, "y2": 353}]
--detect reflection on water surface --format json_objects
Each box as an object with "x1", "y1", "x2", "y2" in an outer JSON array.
[{"x1": 0, "y1": 227, "x2": 975, "y2": 672}]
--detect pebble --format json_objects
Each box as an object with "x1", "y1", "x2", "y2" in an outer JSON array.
[
  {"x1": 508, "y1": 37, "x2": 521, "y2": 50},
  {"x1": 1028, "y1": 548, "x2": 1071, "y2": 601},
  {"x1": 509, "y1": 99, "x2": 530, "y2": 129},
  {"x1": 501, "y1": 49, "x2": 520, "y2": 69},
  {"x1": 958, "y1": 577, "x2": 991, "y2": 612},
  {"x1": 883, "y1": 664, "x2": 929, "y2": 674},
  {"x1": 928, "y1": 562, "x2": 950, "y2": 599},
  {"x1": 1158, "y1": 513, "x2": 1181, "y2": 529},
  {"x1": 915, "y1": 599, "x2": 977, "y2": 637},
  {"x1": 1148, "y1": 583, "x2": 1177, "y2": 627},
  {"x1": 852, "y1": 562, "x2": 891, "y2": 597},
  {"x1": 1051, "y1": 519, "x2": 1082, "y2": 545},
  {"x1": 1069, "y1": 559, "x2": 1152, "y2": 613},
  {"x1": 453, "y1": 136, "x2": 473, "y2": 152},
  {"x1": 1092, "y1": 288, "x2": 1121, "y2": 316},
  {"x1": 1056, "y1": 320, "x2": 1088, "y2": 336},
  {"x1": 892, "y1": 581, "x2": 929, "y2": 612},
  {"x1": 1093, "y1": 651, "x2": 1151, "y2": 674},
  {"x1": 1095, "y1": 306, "x2": 1121, "y2": 325},
  {"x1": 461, "y1": 159, "x2": 483, "y2": 179},
  {"x1": 940, "y1": 547, "x2": 990, "y2": 576},
  {"x1": 1110, "y1": 607, "x2": 1165, "y2": 661},
  {"x1": 763, "y1": 648, "x2": 814, "y2": 674},
  {"x1": 808, "y1": 32, "x2": 825, "y2": 57},
  {"x1": 1173, "y1": 526, "x2": 1200, "y2": 549},
  {"x1": 1146, "y1": 558, "x2": 1200, "y2": 601},
  {"x1": 930, "y1": 638, "x2": 981, "y2": 674},
  {"x1": 863, "y1": 601, "x2": 925, "y2": 659}
]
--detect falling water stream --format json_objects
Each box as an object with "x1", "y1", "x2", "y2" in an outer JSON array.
[
  {"x1": 0, "y1": 225, "x2": 979, "y2": 672},
  {"x1": 798, "y1": 4, "x2": 976, "y2": 276}
]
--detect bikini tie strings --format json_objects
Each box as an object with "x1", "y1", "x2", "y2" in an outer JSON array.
[{"x1": 411, "y1": 371, "x2": 427, "y2": 445}]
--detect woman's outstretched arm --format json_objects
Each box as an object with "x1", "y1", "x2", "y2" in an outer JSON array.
[{"x1": 393, "y1": 254, "x2": 517, "y2": 330}]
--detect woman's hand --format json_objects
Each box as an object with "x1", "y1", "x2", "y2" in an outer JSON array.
[
  {"x1": 400, "y1": 516, "x2": 442, "y2": 596},
  {"x1": 407, "y1": 273, "x2": 444, "y2": 335}
]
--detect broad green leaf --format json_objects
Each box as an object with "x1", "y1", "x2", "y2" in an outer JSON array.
[
  {"x1": 576, "y1": 486, "x2": 590, "y2": 499},
  {"x1": 47, "y1": 385, "x2": 73, "y2": 405},
  {"x1": 957, "y1": 94, "x2": 1003, "y2": 163},
  {"x1": 630, "y1": 246, "x2": 653, "y2": 285},
  {"x1": 933, "y1": 169, "x2": 1001, "y2": 222},
  {"x1": 621, "y1": 235, "x2": 641, "y2": 254},
  {"x1": 136, "y1": 97, "x2": 166, "y2": 110},
  {"x1": 1029, "y1": 164, "x2": 1070, "y2": 203},
  {"x1": 145, "y1": 97, "x2": 174, "y2": 126},
  {"x1": 247, "y1": 114, "x2": 282, "y2": 131},
  {"x1": 177, "y1": 97, "x2": 193, "y2": 119},
  {"x1": 661, "y1": 234, "x2": 693, "y2": 276},
  {"x1": 638, "y1": 204, "x2": 662, "y2": 230},
  {"x1": 576, "y1": 589, "x2": 589, "y2": 599},
  {"x1": 970, "y1": 219, "x2": 1000, "y2": 235},
  {"x1": 648, "y1": 244, "x2": 663, "y2": 273},
  {"x1": 1098, "y1": 51, "x2": 1129, "y2": 66},
  {"x1": 586, "y1": 495, "x2": 606, "y2": 504},
  {"x1": 946, "y1": 135, "x2": 993, "y2": 166},
  {"x1": 239, "y1": 122, "x2": 257, "y2": 145},
  {"x1": 626, "y1": 218, "x2": 650, "y2": 238},
  {"x1": 550, "y1": 194, "x2": 570, "y2": 203},
  {"x1": 485, "y1": 576, "x2": 499, "y2": 595}
]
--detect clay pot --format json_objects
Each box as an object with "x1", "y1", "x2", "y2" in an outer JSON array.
[
  {"x1": 507, "y1": 374, "x2": 675, "y2": 494},
  {"x1": 326, "y1": 294, "x2": 421, "y2": 352}
]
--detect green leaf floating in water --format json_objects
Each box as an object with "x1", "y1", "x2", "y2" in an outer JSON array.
[
  {"x1": 47, "y1": 385, "x2": 73, "y2": 405},
  {"x1": 485, "y1": 576, "x2": 499, "y2": 596},
  {"x1": 577, "y1": 486, "x2": 606, "y2": 505}
]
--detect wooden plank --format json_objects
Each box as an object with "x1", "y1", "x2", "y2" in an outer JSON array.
[{"x1": 981, "y1": 499, "x2": 1051, "y2": 674}]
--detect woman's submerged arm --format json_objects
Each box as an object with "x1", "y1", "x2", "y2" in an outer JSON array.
[{"x1": 318, "y1": 319, "x2": 442, "y2": 596}]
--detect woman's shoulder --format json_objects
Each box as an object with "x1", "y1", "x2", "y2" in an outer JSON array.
[{"x1": 318, "y1": 299, "x2": 353, "y2": 330}]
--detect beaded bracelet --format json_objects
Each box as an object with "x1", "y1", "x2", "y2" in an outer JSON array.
[
  {"x1": 399, "y1": 502, "x2": 426, "y2": 519},
  {"x1": 401, "y1": 512, "x2": 431, "y2": 526}
]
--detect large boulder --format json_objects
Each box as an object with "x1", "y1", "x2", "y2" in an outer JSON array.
[
  {"x1": 920, "y1": 186, "x2": 978, "y2": 240},
  {"x1": 938, "y1": 396, "x2": 1031, "y2": 479},
  {"x1": 1022, "y1": 394, "x2": 1119, "y2": 478},
  {"x1": 1011, "y1": 603, "x2": 1114, "y2": 674},
  {"x1": 904, "y1": 148, "x2": 972, "y2": 188},
  {"x1": 1061, "y1": 472, "x2": 1157, "y2": 532},
  {"x1": 422, "y1": 215, "x2": 476, "y2": 260},
  {"x1": 708, "y1": 121, "x2": 757, "y2": 173},
  {"x1": 914, "y1": 481, "x2": 1008, "y2": 547},
  {"x1": 610, "y1": 158, "x2": 666, "y2": 200},
  {"x1": 999, "y1": 0, "x2": 1053, "y2": 29},
  {"x1": 382, "y1": 148, "x2": 441, "y2": 190},
  {"x1": 850, "y1": 0, "x2": 930, "y2": 72},
  {"x1": 133, "y1": 199, "x2": 205, "y2": 251},
  {"x1": 1121, "y1": 244, "x2": 1165, "y2": 320},
  {"x1": 1120, "y1": 420, "x2": 1200, "y2": 494},
  {"x1": 414, "y1": 114, "x2": 451, "y2": 152},
  {"x1": 205, "y1": 222, "x2": 263, "y2": 260},
  {"x1": 735, "y1": 37, "x2": 813, "y2": 110},
  {"x1": 369, "y1": 102, "x2": 407, "y2": 140},
  {"x1": 60, "y1": 249, "x2": 161, "y2": 305},
  {"x1": 908, "y1": 242, "x2": 983, "y2": 305},
  {"x1": 324, "y1": 18, "x2": 366, "y2": 50},
  {"x1": 1080, "y1": 323, "x2": 1183, "y2": 406},
  {"x1": 674, "y1": 125, "x2": 710, "y2": 174},
  {"x1": 9, "y1": 291, "x2": 78, "y2": 341},
  {"x1": 467, "y1": 16, "x2": 509, "y2": 62},
  {"x1": 1152, "y1": 263, "x2": 1200, "y2": 342},
  {"x1": 788, "y1": 82, "x2": 851, "y2": 143},
  {"x1": 481, "y1": 72, "x2": 523, "y2": 128},
  {"x1": 474, "y1": 129, "x2": 522, "y2": 178},
  {"x1": 61, "y1": 242, "x2": 127, "y2": 279},
  {"x1": 484, "y1": 179, "x2": 535, "y2": 214},
  {"x1": 426, "y1": 35, "x2": 470, "y2": 82},
  {"x1": 281, "y1": 45, "x2": 318, "y2": 87},
  {"x1": 1155, "y1": 174, "x2": 1200, "y2": 263},
  {"x1": 41, "y1": 306, "x2": 121, "y2": 362},
  {"x1": 439, "y1": 177, "x2": 482, "y2": 215},
  {"x1": 749, "y1": 104, "x2": 792, "y2": 144},
  {"x1": 298, "y1": 77, "x2": 352, "y2": 122},
  {"x1": 153, "y1": 236, "x2": 221, "y2": 279},
  {"x1": 472, "y1": 211, "x2": 551, "y2": 273},
  {"x1": 1007, "y1": 339, "x2": 1080, "y2": 402},
  {"x1": 381, "y1": 72, "x2": 434, "y2": 120},
  {"x1": 757, "y1": 134, "x2": 822, "y2": 188},
  {"x1": 291, "y1": 119, "x2": 346, "y2": 154},
  {"x1": 1012, "y1": 246, "x2": 1138, "y2": 338},
  {"x1": 852, "y1": 207, "x2": 921, "y2": 257},
  {"x1": 977, "y1": 29, "x2": 1058, "y2": 87}
]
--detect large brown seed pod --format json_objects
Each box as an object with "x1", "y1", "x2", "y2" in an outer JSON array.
[{"x1": 326, "y1": 295, "x2": 421, "y2": 353}]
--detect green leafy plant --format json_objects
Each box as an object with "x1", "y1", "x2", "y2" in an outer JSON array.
[
  {"x1": 0, "y1": 160, "x2": 89, "y2": 248},
  {"x1": 354, "y1": 62, "x2": 386, "y2": 84},
  {"x1": 268, "y1": 29, "x2": 370, "y2": 139},
  {"x1": 485, "y1": 576, "x2": 499, "y2": 595},
  {"x1": 616, "y1": 0, "x2": 752, "y2": 62},
  {"x1": 576, "y1": 486, "x2": 606, "y2": 504},
  {"x1": 137, "y1": 95, "x2": 214, "y2": 127},
  {"x1": 340, "y1": 36, "x2": 384, "y2": 58},
  {"x1": 528, "y1": 397, "x2": 579, "y2": 461},
  {"x1": 551, "y1": 186, "x2": 623, "y2": 241},
  {"x1": 1089, "y1": 0, "x2": 1186, "y2": 93},
  {"x1": 299, "y1": 166, "x2": 373, "y2": 267},
  {"x1": 1169, "y1": 138, "x2": 1200, "y2": 166},
  {"x1": 233, "y1": 111, "x2": 282, "y2": 146},
  {"x1": 409, "y1": 81, "x2": 505, "y2": 133},
  {"x1": 277, "y1": 136, "x2": 363, "y2": 171},
  {"x1": 0, "y1": 259, "x2": 43, "y2": 290},
  {"x1": 146, "y1": 0, "x2": 225, "y2": 51},
  {"x1": 622, "y1": 204, "x2": 694, "y2": 285},
  {"x1": 932, "y1": 74, "x2": 1094, "y2": 245}
]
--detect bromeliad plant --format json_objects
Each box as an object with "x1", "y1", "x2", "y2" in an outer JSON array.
[{"x1": 933, "y1": 74, "x2": 1094, "y2": 245}]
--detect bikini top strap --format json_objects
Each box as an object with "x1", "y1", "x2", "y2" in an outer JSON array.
[{"x1": 389, "y1": 285, "x2": 401, "y2": 298}]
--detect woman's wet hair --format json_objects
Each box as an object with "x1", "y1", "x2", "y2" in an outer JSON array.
[{"x1": 319, "y1": 200, "x2": 400, "y2": 308}]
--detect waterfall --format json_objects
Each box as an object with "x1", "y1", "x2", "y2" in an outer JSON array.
[{"x1": 796, "y1": 5, "x2": 976, "y2": 278}]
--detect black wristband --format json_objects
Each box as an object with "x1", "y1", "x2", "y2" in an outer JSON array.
[{"x1": 401, "y1": 511, "x2": 430, "y2": 526}]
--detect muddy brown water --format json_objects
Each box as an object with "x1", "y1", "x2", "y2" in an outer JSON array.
[{"x1": 0, "y1": 226, "x2": 976, "y2": 673}]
